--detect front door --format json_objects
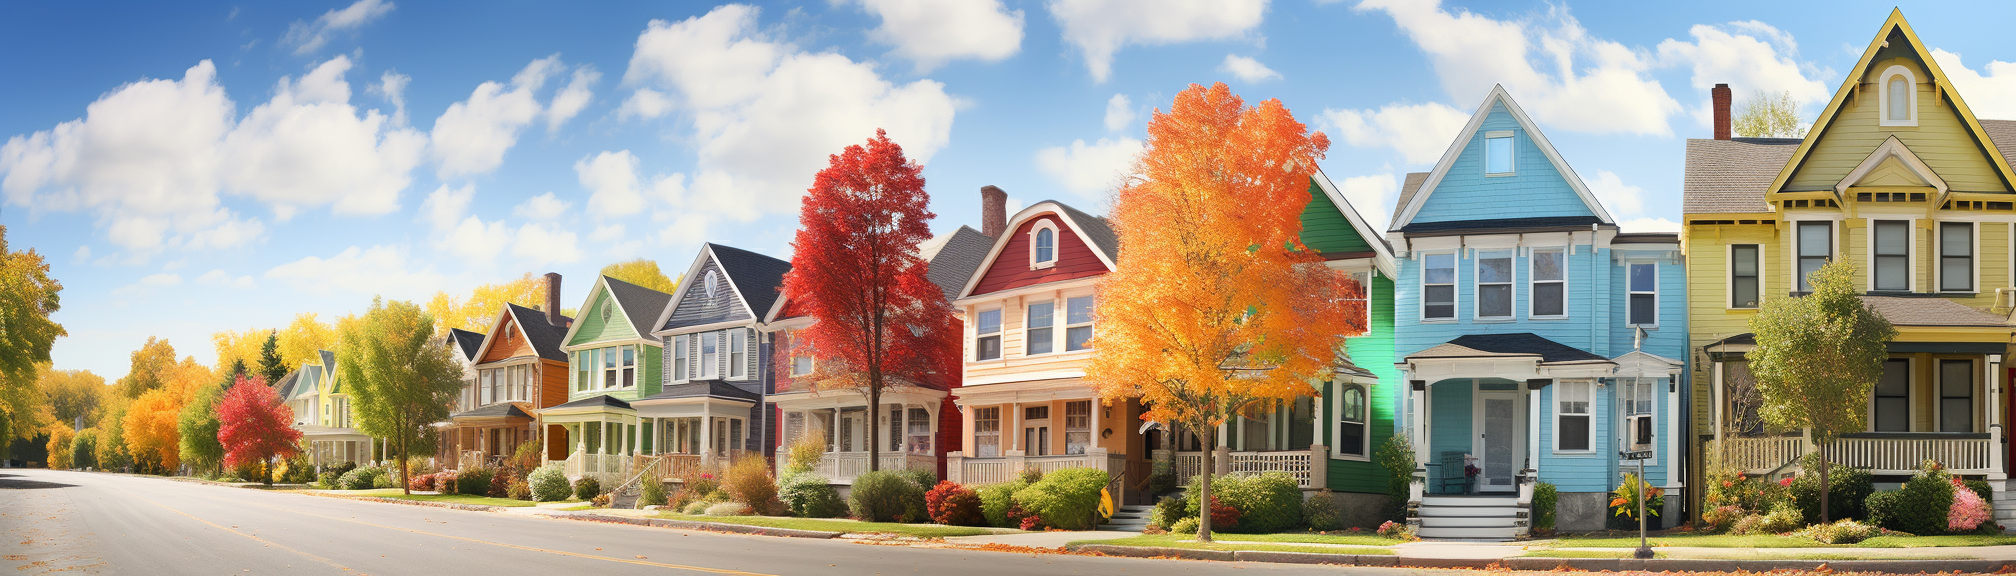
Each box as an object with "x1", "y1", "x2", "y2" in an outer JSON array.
[{"x1": 1473, "y1": 391, "x2": 1520, "y2": 493}]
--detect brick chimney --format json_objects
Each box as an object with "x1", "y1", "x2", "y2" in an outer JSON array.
[
  {"x1": 543, "y1": 272, "x2": 564, "y2": 327},
  {"x1": 1712, "y1": 83, "x2": 1732, "y2": 140},
  {"x1": 981, "y1": 185, "x2": 1008, "y2": 238}
]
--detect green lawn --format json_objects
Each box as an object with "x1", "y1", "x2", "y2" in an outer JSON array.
[
  {"x1": 1081, "y1": 533, "x2": 1395, "y2": 555},
  {"x1": 1523, "y1": 550, "x2": 1663, "y2": 559},
  {"x1": 651, "y1": 513, "x2": 1006, "y2": 538},
  {"x1": 1546, "y1": 532, "x2": 2016, "y2": 549},
  {"x1": 341, "y1": 488, "x2": 536, "y2": 508},
  {"x1": 1195, "y1": 532, "x2": 1404, "y2": 546}
]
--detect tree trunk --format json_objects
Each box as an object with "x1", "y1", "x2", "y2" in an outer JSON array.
[
  {"x1": 868, "y1": 374, "x2": 881, "y2": 473},
  {"x1": 1198, "y1": 425, "x2": 1215, "y2": 543},
  {"x1": 1817, "y1": 448, "x2": 1830, "y2": 524}
]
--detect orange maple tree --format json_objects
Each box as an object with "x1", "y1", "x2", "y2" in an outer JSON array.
[
  {"x1": 781, "y1": 129, "x2": 957, "y2": 472},
  {"x1": 1086, "y1": 83, "x2": 1364, "y2": 541},
  {"x1": 120, "y1": 354, "x2": 211, "y2": 473}
]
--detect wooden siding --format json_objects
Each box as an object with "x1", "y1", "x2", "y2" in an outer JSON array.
[
  {"x1": 1683, "y1": 223, "x2": 1782, "y2": 438},
  {"x1": 569, "y1": 287, "x2": 641, "y2": 347},
  {"x1": 1535, "y1": 382, "x2": 1624, "y2": 492},
  {"x1": 479, "y1": 315, "x2": 539, "y2": 364},
  {"x1": 970, "y1": 214, "x2": 1108, "y2": 296},
  {"x1": 1299, "y1": 180, "x2": 1373, "y2": 253},
  {"x1": 665, "y1": 259, "x2": 753, "y2": 330},
  {"x1": 1409, "y1": 103, "x2": 1597, "y2": 225},
  {"x1": 1786, "y1": 57, "x2": 2011, "y2": 193},
  {"x1": 961, "y1": 287, "x2": 1100, "y2": 384},
  {"x1": 1326, "y1": 273, "x2": 1398, "y2": 493},
  {"x1": 565, "y1": 343, "x2": 666, "y2": 403},
  {"x1": 539, "y1": 358, "x2": 568, "y2": 409}
]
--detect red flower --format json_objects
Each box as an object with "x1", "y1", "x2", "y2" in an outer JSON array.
[{"x1": 1778, "y1": 477, "x2": 1792, "y2": 487}]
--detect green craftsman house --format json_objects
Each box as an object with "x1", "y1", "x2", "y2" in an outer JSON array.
[{"x1": 546, "y1": 275, "x2": 674, "y2": 484}]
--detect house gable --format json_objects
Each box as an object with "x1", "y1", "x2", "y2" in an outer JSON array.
[
  {"x1": 478, "y1": 309, "x2": 541, "y2": 364},
  {"x1": 1773, "y1": 9, "x2": 2016, "y2": 197},
  {"x1": 662, "y1": 254, "x2": 754, "y2": 331},
  {"x1": 965, "y1": 205, "x2": 1112, "y2": 298},
  {"x1": 1303, "y1": 170, "x2": 1398, "y2": 278},
  {"x1": 1391, "y1": 86, "x2": 1612, "y2": 230}
]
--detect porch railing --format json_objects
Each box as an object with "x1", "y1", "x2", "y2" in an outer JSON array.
[
  {"x1": 1721, "y1": 435, "x2": 1804, "y2": 473},
  {"x1": 948, "y1": 451, "x2": 1122, "y2": 486},
  {"x1": 458, "y1": 450, "x2": 486, "y2": 470},
  {"x1": 780, "y1": 452, "x2": 936, "y2": 484},
  {"x1": 1719, "y1": 431, "x2": 2001, "y2": 476},
  {"x1": 563, "y1": 451, "x2": 631, "y2": 484},
  {"x1": 1172, "y1": 450, "x2": 1316, "y2": 488}
]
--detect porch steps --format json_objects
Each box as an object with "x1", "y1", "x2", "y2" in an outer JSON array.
[
  {"x1": 1099, "y1": 505, "x2": 1154, "y2": 532},
  {"x1": 1417, "y1": 495, "x2": 1522, "y2": 541}
]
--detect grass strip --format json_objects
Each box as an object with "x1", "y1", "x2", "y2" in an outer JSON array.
[
  {"x1": 1082, "y1": 534, "x2": 1394, "y2": 555},
  {"x1": 651, "y1": 513, "x2": 1003, "y2": 538},
  {"x1": 340, "y1": 488, "x2": 537, "y2": 508}
]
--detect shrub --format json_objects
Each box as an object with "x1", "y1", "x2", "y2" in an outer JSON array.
[
  {"x1": 1789, "y1": 455, "x2": 1874, "y2": 522},
  {"x1": 508, "y1": 479, "x2": 532, "y2": 501},
  {"x1": 784, "y1": 433, "x2": 827, "y2": 475},
  {"x1": 529, "y1": 464, "x2": 572, "y2": 502},
  {"x1": 1754, "y1": 502, "x2": 1804, "y2": 534},
  {"x1": 1151, "y1": 495, "x2": 1190, "y2": 529},
  {"x1": 1376, "y1": 520, "x2": 1415, "y2": 541},
  {"x1": 1871, "y1": 461, "x2": 1955, "y2": 535},
  {"x1": 409, "y1": 472, "x2": 436, "y2": 492},
  {"x1": 1533, "y1": 482, "x2": 1559, "y2": 532},
  {"x1": 489, "y1": 468, "x2": 511, "y2": 498},
  {"x1": 685, "y1": 473, "x2": 721, "y2": 500},
  {"x1": 705, "y1": 501, "x2": 750, "y2": 516},
  {"x1": 1375, "y1": 435, "x2": 1417, "y2": 522},
  {"x1": 279, "y1": 455, "x2": 317, "y2": 484},
  {"x1": 851, "y1": 470, "x2": 926, "y2": 523},
  {"x1": 1800, "y1": 519, "x2": 1882, "y2": 544},
  {"x1": 573, "y1": 476, "x2": 604, "y2": 501},
  {"x1": 458, "y1": 466, "x2": 497, "y2": 497},
  {"x1": 1183, "y1": 472, "x2": 1300, "y2": 533},
  {"x1": 979, "y1": 481, "x2": 1028, "y2": 528},
  {"x1": 926, "y1": 481, "x2": 985, "y2": 526},
  {"x1": 1609, "y1": 473, "x2": 1664, "y2": 522},
  {"x1": 1730, "y1": 514, "x2": 1766, "y2": 535},
  {"x1": 1170, "y1": 517, "x2": 1200, "y2": 536},
  {"x1": 436, "y1": 470, "x2": 461, "y2": 494},
  {"x1": 1949, "y1": 477, "x2": 1992, "y2": 532},
  {"x1": 591, "y1": 493, "x2": 612, "y2": 508},
  {"x1": 778, "y1": 473, "x2": 846, "y2": 518},
  {"x1": 337, "y1": 466, "x2": 387, "y2": 490},
  {"x1": 1700, "y1": 505, "x2": 1746, "y2": 534},
  {"x1": 683, "y1": 500, "x2": 711, "y2": 515},
  {"x1": 1013, "y1": 468, "x2": 1110, "y2": 530},
  {"x1": 723, "y1": 457, "x2": 777, "y2": 508},
  {"x1": 900, "y1": 468, "x2": 938, "y2": 491},
  {"x1": 1303, "y1": 490, "x2": 1343, "y2": 532},
  {"x1": 638, "y1": 473, "x2": 669, "y2": 507},
  {"x1": 1147, "y1": 459, "x2": 1177, "y2": 495},
  {"x1": 1207, "y1": 495, "x2": 1242, "y2": 531},
  {"x1": 1864, "y1": 491, "x2": 1902, "y2": 532}
]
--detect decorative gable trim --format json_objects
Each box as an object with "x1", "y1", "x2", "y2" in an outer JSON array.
[
  {"x1": 1836, "y1": 136, "x2": 1949, "y2": 199},
  {"x1": 1389, "y1": 85, "x2": 1615, "y2": 231},
  {"x1": 653, "y1": 245, "x2": 760, "y2": 336},
  {"x1": 1310, "y1": 168, "x2": 1398, "y2": 278},
  {"x1": 956, "y1": 201, "x2": 1117, "y2": 300},
  {"x1": 1768, "y1": 9, "x2": 2016, "y2": 196},
  {"x1": 471, "y1": 306, "x2": 525, "y2": 364},
  {"x1": 561, "y1": 276, "x2": 633, "y2": 350}
]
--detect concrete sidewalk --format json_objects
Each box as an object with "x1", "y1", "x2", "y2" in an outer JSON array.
[{"x1": 944, "y1": 531, "x2": 1136, "y2": 548}]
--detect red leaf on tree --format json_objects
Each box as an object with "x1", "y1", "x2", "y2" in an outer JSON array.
[{"x1": 216, "y1": 374, "x2": 302, "y2": 470}]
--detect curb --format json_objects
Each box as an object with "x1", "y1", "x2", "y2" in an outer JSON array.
[{"x1": 1068, "y1": 544, "x2": 2016, "y2": 572}]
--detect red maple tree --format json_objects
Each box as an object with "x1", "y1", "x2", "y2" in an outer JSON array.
[
  {"x1": 216, "y1": 374, "x2": 302, "y2": 485},
  {"x1": 782, "y1": 129, "x2": 958, "y2": 472}
]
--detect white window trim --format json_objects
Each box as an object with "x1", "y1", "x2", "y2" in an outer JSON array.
[
  {"x1": 1473, "y1": 251, "x2": 1515, "y2": 321},
  {"x1": 1879, "y1": 65, "x2": 1919, "y2": 127},
  {"x1": 1029, "y1": 220, "x2": 1061, "y2": 270},
  {"x1": 788, "y1": 330, "x2": 814, "y2": 377},
  {"x1": 1347, "y1": 270, "x2": 1375, "y2": 329},
  {"x1": 672, "y1": 335, "x2": 691, "y2": 383},
  {"x1": 1865, "y1": 218, "x2": 1916, "y2": 292},
  {"x1": 1420, "y1": 251, "x2": 1458, "y2": 322},
  {"x1": 1615, "y1": 377, "x2": 1660, "y2": 467},
  {"x1": 1064, "y1": 294, "x2": 1096, "y2": 352},
  {"x1": 699, "y1": 331, "x2": 720, "y2": 379},
  {"x1": 1627, "y1": 261, "x2": 1659, "y2": 328},
  {"x1": 1933, "y1": 357, "x2": 1979, "y2": 433},
  {"x1": 1790, "y1": 219, "x2": 1837, "y2": 293},
  {"x1": 1528, "y1": 247, "x2": 1568, "y2": 319},
  {"x1": 1484, "y1": 130, "x2": 1516, "y2": 176},
  {"x1": 1935, "y1": 220, "x2": 1978, "y2": 293},
  {"x1": 727, "y1": 328, "x2": 748, "y2": 379},
  {"x1": 972, "y1": 307, "x2": 1003, "y2": 362},
  {"x1": 1329, "y1": 381, "x2": 1372, "y2": 462},
  {"x1": 1022, "y1": 299, "x2": 1056, "y2": 357},
  {"x1": 1727, "y1": 243, "x2": 1766, "y2": 309},
  {"x1": 1553, "y1": 380, "x2": 1597, "y2": 455},
  {"x1": 1868, "y1": 357, "x2": 1912, "y2": 432}
]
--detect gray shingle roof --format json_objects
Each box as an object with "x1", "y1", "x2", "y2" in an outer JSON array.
[
  {"x1": 601, "y1": 275, "x2": 674, "y2": 341},
  {"x1": 920, "y1": 225, "x2": 995, "y2": 301},
  {"x1": 506, "y1": 303, "x2": 573, "y2": 362},
  {"x1": 1858, "y1": 296, "x2": 2007, "y2": 327},
  {"x1": 451, "y1": 403, "x2": 533, "y2": 420},
  {"x1": 706, "y1": 243, "x2": 792, "y2": 325},
  {"x1": 1984, "y1": 119, "x2": 2016, "y2": 171},
  {"x1": 273, "y1": 368, "x2": 301, "y2": 399},
  {"x1": 1054, "y1": 202, "x2": 1119, "y2": 260},
  {"x1": 548, "y1": 394, "x2": 633, "y2": 411},
  {"x1": 640, "y1": 379, "x2": 762, "y2": 403},
  {"x1": 1407, "y1": 333, "x2": 1612, "y2": 365},
  {"x1": 1681, "y1": 137, "x2": 1802, "y2": 214},
  {"x1": 1390, "y1": 172, "x2": 1430, "y2": 230}
]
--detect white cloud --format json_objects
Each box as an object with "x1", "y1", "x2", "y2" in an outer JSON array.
[
  {"x1": 1619, "y1": 217, "x2": 1681, "y2": 233},
  {"x1": 73, "y1": 245, "x2": 90, "y2": 262},
  {"x1": 0, "y1": 58, "x2": 421, "y2": 256},
  {"x1": 1103, "y1": 94, "x2": 1134, "y2": 132},
  {"x1": 431, "y1": 55, "x2": 587, "y2": 179},
  {"x1": 419, "y1": 184, "x2": 474, "y2": 232},
  {"x1": 1219, "y1": 54, "x2": 1281, "y2": 82},
  {"x1": 852, "y1": 0, "x2": 1024, "y2": 71},
  {"x1": 196, "y1": 269, "x2": 256, "y2": 288},
  {"x1": 1656, "y1": 21, "x2": 1832, "y2": 129},
  {"x1": 443, "y1": 216, "x2": 509, "y2": 263},
  {"x1": 1585, "y1": 169, "x2": 1646, "y2": 218},
  {"x1": 1048, "y1": 0, "x2": 1268, "y2": 82},
  {"x1": 265, "y1": 244, "x2": 447, "y2": 299},
  {"x1": 590, "y1": 223, "x2": 626, "y2": 243},
  {"x1": 371, "y1": 70, "x2": 411, "y2": 125},
  {"x1": 113, "y1": 272, "x2": 183, "y2": 297},
  {"x1": 282, "y1": 0, "x2": 395, "y2": 55},
  {"x1": 1035, "y1": 137, "x2": 1142, "y2": 199},
  {"x1": 1336, "y1": 173, "x2": 1398, "y2": 230},
  {"x1": 511, "y1": 222, "x2": 581, "y2": 266},
  {"x1": 618, "y1": 88, "x2": 674, "y2": 120},
  {"x1": 1356, "y1": 0, "x2": 1680, "y2": 136},
  {"x1": 513, "y1": 192, "x2": 571, "y2": 219},
  {"x1": 546, "y1": 67, "x2": 599, "y2": 133},
  {"x1": 1319, "y1": 101, "x2": 1470, "y2": 165},
  {"x1": 574, "y1": 150, "x2": 686, "y2": 220},
  {"x1": 1933, "y1": 49, "x2": 2016, "y2": 121},
  {"x1": 622, "y1": 5, "x2": 957, "y2": 222}
]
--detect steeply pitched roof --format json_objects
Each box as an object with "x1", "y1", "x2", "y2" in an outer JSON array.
[
  {"x1": 286, "y1": 364, "x2": 322, "y2": 401},
  {"x1": 506, "y1": 303, "x2": 573, "y2": 361},
  {"x1": 1053, "y1": 202, "x2": 1119, "y2": 260},
  {"x1": 640, "y1": 379, "x2": 762, "y2": 403},
  {"x1": 601, "y1": 275, "x2": 674, "y2": 339},
  {"x1": 448, "y1": 328, "x2": 485, "y2": 361},
  {"x1": 705, "y1": 243, "x2": 792, "y2": 327},
  {"x1": 1406, "y1": 333, "x2": 1612, "y2": 365},
  {"x1": 1859, "y1": 296, "x2": 2008, "y2": 327},
  {"x1": 1390, "y1": 85, "x2": 1614, "y2": 230},
  {"x1": 1391, "y1": 172, "x2": 1430, "y2": 229},
  {"x1": 1309, "y1": 168, "x2": 1398, "y2": 278},
  {"x1": 273, "y1": 368, "x2": 302, "y2": 399},
  {"x1": 920, "y1": 225, "x2": 996, "y2": 301},
  {"x1": 1986, "y1": 119, "x2": 2016, "y2": 170},
  {"x1": 1400, "y1": 216, "x2": 1605, "y2": 234}
]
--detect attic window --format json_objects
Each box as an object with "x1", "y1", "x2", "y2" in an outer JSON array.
[
  {"x1": 1879, "y1": 65, "x2": 1917, "y2": 127},
  {"x1": 600, "y1": 300, "x2": 613, "y2": 322},
  {"x1": 703, "y1": 270, "x2": 719, "y2": 298},
  {"x1": 1484, "y1": 131, "x2": 1514, "y2": 175},
  {"x1": 1029, "y1": 220, "x2": 1061, "y2": 269}
]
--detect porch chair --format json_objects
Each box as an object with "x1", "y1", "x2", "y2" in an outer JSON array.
[{"x1": 1438, "y1": 451, "x2": 1469, "y2": 495}]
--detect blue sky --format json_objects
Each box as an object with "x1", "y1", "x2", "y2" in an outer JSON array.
[{"x1": 5, "y1": 0, "x2": 2016, "y2": 378}]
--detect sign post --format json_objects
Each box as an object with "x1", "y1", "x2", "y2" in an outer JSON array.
[{"x1": 1619, "y1": 449, "x2": 1654, "y2": 560}]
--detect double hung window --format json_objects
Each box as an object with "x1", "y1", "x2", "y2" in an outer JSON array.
[
  {"x1": 1796, "y1": 221, "x2": 1831, "y2": 293},
  {"x1": 1026, "y1": 301, "x2": 1055, "y2": 355},
  {"x1": 1940, "y1": 222, "x2": 1974, "y2": 292},
  {"x1": 728, "y1": 328, "x2": 747, "y2": 379},
  {"x1": 1064, "y1": 401, "x2": 1091, "y2": 455},
  {"x1": 1940, "y1": 359, "x2": 1975, "y2": 432},
  {"x1": 1337, "y1": 385, "x2": 1367, "y2": 458},
  {"x1": 603, "y1": 346, "x2": 618, "y2": 388},
  {"x1": 1531, "y1": 249, "x2": 1565, "y2": 317},
  {"x1": 1065, "y1": 296, "x2": 1096, "y2": 351},
  {"x1": 1873, "y1": 359, "x2": 1910, "y2": 432},
  {"x1": 1476, "y1": 253, "x2": 1513, "y2": 319},
  {"x1": 973, "y1": 407, "x2": 1001, "y2": 457},
  {"x1": 907, "y1": 408, "x2": 931, "y2": 454},
  {"x1": 700, "y1": 332, "x2": 719, "y2": 379},
  {"x1": 1628, "y1": 263, "x2": 1657, "y2": 326},
  {"x1": 1423, "y1": 253, "x2": 1456, "y2": 319},
  {"x1": 1556, "y1": 382, "x2": 1592, "y2": 452},
  {"x1": 975, "y1": 309, "x2": 1002, "y2": 361},
  {"x1": 672, "y1": 335, "x2": 690, "y2": 381},
  {"x1": 1872, "y1": 221, "x2": 1910, "y2": 291},
  {"x1": 1731, "y1": 245, "x2": 1760, "y2": 308},
  {"x1": 620, "y1": 347, "x2": 636, "y2": 387},
  {"x1": 1621, "y1": 378, "x2": 1655, "y2": 418},
  {"x1": 1033, "y1": 227, "x2": 1056, "y2": 265}
]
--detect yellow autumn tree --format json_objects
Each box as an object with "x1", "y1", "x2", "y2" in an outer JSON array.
[
  {"x1": 1086, "y1": 83, "x2": 1363, "y2": 541},
  {"x1": 121, "y1": 355, "x2": 210, "y2": 472},
  {"x1": 425, "y1": 273, "x2": 548, "y2": 334},
  {"x1": 212, "y1": 327, "x2": 270, "y2": 378},
  {"x1": 600, "y1": 259, "x2": 680, "y2": 294},
  {"x1": 277, "y1": 313, "x2": 338, "y2": 370}
]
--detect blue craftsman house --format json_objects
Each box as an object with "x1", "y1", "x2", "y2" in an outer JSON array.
[{"x1": 1388, "y1": 87, "x2": 1689, "y2": 538}]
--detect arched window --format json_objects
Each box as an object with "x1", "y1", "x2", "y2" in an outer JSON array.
[
  {"x1": 1887, "y1": 76, "x2": 1910, "y2": 121},
  {"x1": 703, "y1": 270, "x2": 719, "y2": 298},
  {"x1": 1879, "y1": 65, "x2": 1917, "y2": 127},
  {"x1": 1035, "y1": 228, "x2": 1055, "y2": 264},
  {"x1": 1337, "y1": 384, "x2": 1368, "y2": 458},
  {"x1": 600, "y1": 299, "x2": 613, "y2": 322}
]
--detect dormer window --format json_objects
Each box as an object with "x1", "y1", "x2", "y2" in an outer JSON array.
[
  {"x1": 1879, "y1": 65, "x2": 1917, "y2": 127},
  {"x1": 1030, "y1": 221, "x2": 1059, "y2": 269},
  {"x1": 1484, "y1": 131, "x2": 1514, "y2": 175}
]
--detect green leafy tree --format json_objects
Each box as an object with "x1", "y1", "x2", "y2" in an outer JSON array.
[
  {"x1": 1747, "y1": 260, "x2": 1896, "y2": 523},
  {"x1": 177, "y1": 380, "x2": 227, "y2": 475},
  {"x1": 1733, "y1": 90, "x2": 1804, "y2": 138},
  {"x1": 0, "y1": 225, "x2": 65, "y2": 457},
  {"x1": 257, "y1": 330, "x2": 287, "y2": 385},
  {"x1": 338, "y1": 298, "x2": 462, "y2": 494}
]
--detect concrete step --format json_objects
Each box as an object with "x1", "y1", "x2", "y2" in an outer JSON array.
[
  {"x1": 1419, "y1": 506, "x2": 1520, "y2": 517},
  {"x1": 1421, "y1": 495, "x2": 1518, "y2": 507},
  {"x1": 1417, "y1": 526, "x2": 1519, "y2": 540},
  {"x1": 1420, "y1": 516, "x2": 1520, "y2": 528}
]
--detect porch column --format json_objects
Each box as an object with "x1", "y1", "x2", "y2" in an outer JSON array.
[
  {"x1": 1527, "y1": 380, "x2": 1542, "y2": 474},
  {"x1": 957, "y1": 404, "x2": 974, "y2": 456},
  {"x1": 700, "y1": 403, "x2": 714, "y2": 465},
  {"x1": 1666, "y1": 375, "x2": 1681, "y2": 488},
  {"x1": 1992, "y1": 355, "x2": 2006, "y2": 480},
  {"x1": 1411, "y1": 380, "x2": 1429, "y2": 465},
  {"x1": 1711, "y1": 360, "x2": 1725, "y2": 450}
]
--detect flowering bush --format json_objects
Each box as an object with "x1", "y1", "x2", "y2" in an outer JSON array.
[
  {"x1": 1700, "y1": 505, "x2": 1746, "y2": 533},
  {"x1": 1207, "y1": 495, "x2": 1241, "y2": 531},
  {"x1": 686, "y1": 473, "x2": 720, "y2": 499},
  {"x1": 1799, "y1": 518, "x2": 1881, "y2": 544},
  {"x1": 1376, "y1": 520, "x2": 1416, "y2": 541},
  {"x1": 1949, "y1": 477, "x2": 1992, "y2": 531},
  {"x1": 408, "y1": 472, "x2": 436, "y2": 492}
]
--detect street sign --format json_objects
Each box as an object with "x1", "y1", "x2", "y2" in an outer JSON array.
[{"x1": 1620, "y1": 450, "x2": 1654, "y2": 460}]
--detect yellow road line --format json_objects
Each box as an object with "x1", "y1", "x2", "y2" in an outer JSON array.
[{"x1": 125, "y1": 488, "x2": 359, "y2": 574}]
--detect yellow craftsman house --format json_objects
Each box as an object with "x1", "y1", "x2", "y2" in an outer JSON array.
[{"x1": 1685, "y1": 9, "x2": 2016, "y2": 523}]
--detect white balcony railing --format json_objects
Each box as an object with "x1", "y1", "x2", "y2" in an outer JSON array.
[{"x1": 1721, "y1": 435, "x2": 1804, "y2": 473}]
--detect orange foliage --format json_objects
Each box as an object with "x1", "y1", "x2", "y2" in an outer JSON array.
[
  {"x1": 1087, "y1": 82, "x2": 1361, "y2": 431},
  {"x1": 120, "y1": 354, "x2": 212, "y2": 471}
]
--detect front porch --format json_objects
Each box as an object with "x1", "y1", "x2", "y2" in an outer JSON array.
[
  {"x1": 299, "y1": 426, "x2": 374, "y2": 467},
  {"x1": 945, "y1": 380, "x2": 1144, "y2": 502},
  {"x1": 438, "y1": 403, "x2": 537, "y2": 469},
  {"x1": 773, "y1": 387, "x2": 945, "y2": 484},
  {"x1": 1720, "y1": 432, "x2": 2001, "y2": 475}
]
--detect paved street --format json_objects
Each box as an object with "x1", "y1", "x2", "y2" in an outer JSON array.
[{"x1": 1, "y1": 469, "x2": 1451, "y2": 575}]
